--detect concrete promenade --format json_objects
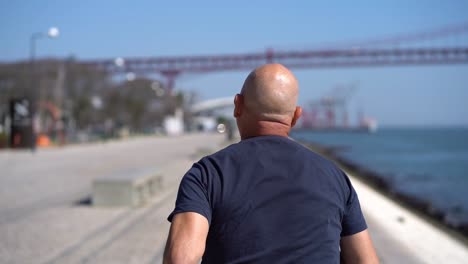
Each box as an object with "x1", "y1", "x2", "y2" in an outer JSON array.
[
  {"x1": 0, "y1": 133, "x2": 467, "y2": 263},
  {"x1": 0, "y1": 133, "x2": 224, "y2": 264},
  {"x1": 350, "y1": 172, "x2": 468, "y2": 263}
]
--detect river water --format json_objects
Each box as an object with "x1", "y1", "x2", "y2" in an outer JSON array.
[{"x1": 291, "y1": 127, "x2": 468, "y2": 226}]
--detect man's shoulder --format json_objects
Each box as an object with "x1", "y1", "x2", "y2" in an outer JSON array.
[
  {"x1": 196, "y1": 141, "x2": 247, "y2": 169},
  {"x1": 284, "y1": 137, "x2": 339, "y2": 166}
]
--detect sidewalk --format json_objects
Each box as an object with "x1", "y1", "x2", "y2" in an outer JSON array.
[
  {"x1": 0, "y1": 133, "x2": 224, "y2": 264},
  {"x1": 349, "y1": 171, "x2": 468, "y2": 264},
  {"x1": 1, "y1": 133, "x2": 466, "y2": 263}
]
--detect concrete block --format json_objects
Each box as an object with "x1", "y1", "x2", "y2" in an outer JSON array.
[{"x1": 92, "y1": 168, "x2": 162, "y2": 207}]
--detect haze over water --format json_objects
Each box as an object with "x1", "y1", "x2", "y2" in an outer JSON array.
[{"x1": 292, "y1": 127, "x2": 468, "y2": 226}]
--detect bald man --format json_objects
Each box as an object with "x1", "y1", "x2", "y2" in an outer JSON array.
[{"x1": 164, "y1": 64, "x2": 379, "y2": 264}]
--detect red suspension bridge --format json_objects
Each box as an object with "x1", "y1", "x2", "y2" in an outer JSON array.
[{"x1": 81, "y1": 22, "x2": 468, "y2": 91}]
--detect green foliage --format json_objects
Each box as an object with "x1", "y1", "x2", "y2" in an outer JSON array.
[{"x1": 0, "y1": 132, "x2": 8, "y2": 148}]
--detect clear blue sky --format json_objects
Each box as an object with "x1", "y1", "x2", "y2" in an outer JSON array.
[{"x1": 1, "y1": 0, "x2": 468, "y2": 126}]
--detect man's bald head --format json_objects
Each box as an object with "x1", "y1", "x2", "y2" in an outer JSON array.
[{"x1": 240, "y1": 64, "x2": 299, "y2": 122}]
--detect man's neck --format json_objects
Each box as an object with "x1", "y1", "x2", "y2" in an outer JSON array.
[{"x1": 240, "y1": 120, "x2": 291, "y2": 140}]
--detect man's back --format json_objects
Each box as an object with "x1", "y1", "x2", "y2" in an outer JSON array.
[
  {"x1": 169, "y1": 135, "x2": 367, "y2": 263},
  {"x1": 164, "y1": 64, "x2": 378, "y2": 264}
]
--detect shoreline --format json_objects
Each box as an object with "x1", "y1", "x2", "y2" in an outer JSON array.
[{"x1": 297, "y1": 139, "x2": 468, "y2": 245}]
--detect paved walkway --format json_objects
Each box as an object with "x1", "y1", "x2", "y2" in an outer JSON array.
[
  {"x1": 1, "y1": 133, "x2": 466, "y2": 263},
  {"x1": 0, "y1": 133, "x2": 224, "y2": 264},
  {"x1": 350, "y1": 172, "x2": 468, "y2": 264}
]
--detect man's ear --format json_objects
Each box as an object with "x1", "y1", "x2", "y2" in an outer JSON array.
[
  {"x1": 233, "y1": 94, "x2": 243, "y2": 118},
  {"x1": 291, "y1": 106, "x2": 302, "y2": 127}
]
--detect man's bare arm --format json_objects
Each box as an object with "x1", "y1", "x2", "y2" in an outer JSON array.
[
  {"x1": 340, "y1": 229, "x2": 379, "y2": 264},
  {"x1": 163, "y1": 212, "x2": 209, "y2": 264}
]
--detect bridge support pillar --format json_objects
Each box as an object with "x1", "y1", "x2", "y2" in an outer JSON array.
[{"x1": 161, "y1": 70, "x2": 180, "y2": 94}]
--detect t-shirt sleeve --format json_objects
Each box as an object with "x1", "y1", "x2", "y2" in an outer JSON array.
[
  {"x1": 341, "y1": 179, "x2": 367, "y2": 237},
  {"x1": 167, "y1": 163, "x2": 212, "y2": 224}
]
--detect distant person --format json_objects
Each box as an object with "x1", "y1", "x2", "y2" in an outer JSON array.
[{"x1": 164, "y1": 64, "x2": 379, "y2": 264}]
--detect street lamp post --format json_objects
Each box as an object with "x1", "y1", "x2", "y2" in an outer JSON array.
[
  {"x1": 30, "y1": 27, "x2": 59, "y2": 61},
  {"x1": 25, "y1": 27, "x2": 59, "y2": 149}
]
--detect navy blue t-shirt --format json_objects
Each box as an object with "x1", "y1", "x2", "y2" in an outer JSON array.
[{"x1": 168, "y1": 135, "x2": 367, "y2": 263}]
